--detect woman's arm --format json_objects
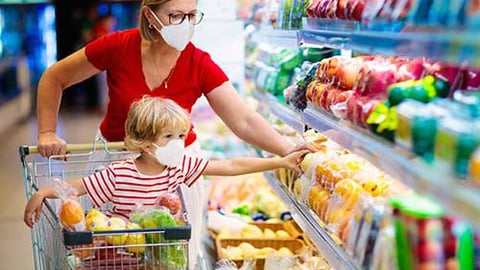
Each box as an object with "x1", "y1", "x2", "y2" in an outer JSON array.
[
  {"x1": 23, "y1": 179, "x2": 86, "y2": 228},
  {"x1": 203, "y1": 150, "x2": 309, "y2": 176},
  {"x1": 37, "y1": 48, "x2": 101, "y2": 157},
  {"x1": 206, "y1": 81, "x2": 295, "y2": 157}
]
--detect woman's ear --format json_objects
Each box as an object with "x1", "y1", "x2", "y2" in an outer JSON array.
[{"x1": 142, "y1": 6, "x2": 154, "y2": 24}]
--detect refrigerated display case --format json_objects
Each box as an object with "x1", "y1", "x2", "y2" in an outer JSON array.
[{"x1": 247, "y1": 1, "x2": 480, "y2": 269}]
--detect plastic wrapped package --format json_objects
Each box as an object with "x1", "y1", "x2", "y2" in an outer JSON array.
[
  {"x1": 354, "y1": 199, "x2": 386, "y2": 268},
  {"x1": 344, "y1": 194, "x2": 372, "y2": 256},
  {"x1": 369, "y1": 224, "x2": 397, "y2": 270},
  {"x1": 434, "y1": 116, "x2": 480, "y2": 178},
  {"x1": 54, "y1": 179, "x2": 86, "y2": 232},
  {"x1": 389, "y1": 196, "x2": 446, "y2": 270}
]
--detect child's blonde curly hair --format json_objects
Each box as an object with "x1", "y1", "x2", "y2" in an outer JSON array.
[{"x1": 124, "y1": 96, "x2": 190, "y2": 151}]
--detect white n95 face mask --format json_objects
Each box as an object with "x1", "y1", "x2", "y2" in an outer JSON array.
[
  {"x1": 152, "y1": 139, "x2": 185, "y2": 167},
  {"x1": 150, "y1": 11, "x2": 194, "y2": 51}
]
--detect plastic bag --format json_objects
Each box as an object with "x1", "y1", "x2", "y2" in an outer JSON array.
[
  {"x1": 215, "y1": 259, "x2": 238, "y2": 270},
  {"x1": 54, "y1": 178, "x2": 85, "y2": 231},
  {"x1": 264, "y1": 253, "x2": 297, "y2": 270},
  {"x1": 153, "y1": 192, "x2": 182, "y2": 215},
  {"x1": 215, "y1": 259, "x2": 255, "y2": 270}
]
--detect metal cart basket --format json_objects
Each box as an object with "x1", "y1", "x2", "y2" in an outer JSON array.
[{"x1": 19, "y1": 139, "x2": 191, "y2": 270}]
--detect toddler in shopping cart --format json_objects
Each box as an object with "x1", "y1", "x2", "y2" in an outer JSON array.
[{"x1": 24, "y1": 95, "x2": 308, "y2": 227}]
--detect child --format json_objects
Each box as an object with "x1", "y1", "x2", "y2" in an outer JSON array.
[{"x1": 24, "y1": 95, "x2": 307, "y2": 226}]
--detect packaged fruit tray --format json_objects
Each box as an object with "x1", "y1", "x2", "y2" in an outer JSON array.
[{"x1": 216, "y1": 238, "x2": 307, "y2": 270}]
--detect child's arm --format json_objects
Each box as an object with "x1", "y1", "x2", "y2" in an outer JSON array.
[
  {"x1": 24, "y1": 178, "x2": 86, "y2": 228},
  {"x1": 203, "y1": 150, "x2": 309, "y2": 176}
]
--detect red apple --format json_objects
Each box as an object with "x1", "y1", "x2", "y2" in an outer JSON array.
[
  {"x1": 346, "y1": 92, "x2": 360, "y2": 123},
  {"x1": 398, "y1": 60, "x2": 427, "y2": 81},
  {"x1": 349, "y1": 0, "x2": 365, "y2": 21},
  {"x1": 155, "y1": 193, "x2": 182, "y2": 215},
  {"x1": 314, "y1": 83, "x2": 329, "y2": 107},
  {"x1": 307, "y1": 0, "x2": 322, "y2": 17},
  {"x1": 325, "y1": 87, "x2": 342, "y2": 112},
  {"x1": 336, "y1": 0, "x2": 349, "y2": 19},
  {"x1": 363, "y1": 65, "x2": 397, "y2": 97},
  {"x1": 464, "y1": 68, "x2": 480, "y2": 90},
  {"x1": 331, "y1": 90, "x2": 355, "y2": 118},
  {"x1": 431, "y1": 62, "x2": 464, "y2": 96},
  {"x1": 339, "y1": 60, "x2": 362, "y2": 90}
]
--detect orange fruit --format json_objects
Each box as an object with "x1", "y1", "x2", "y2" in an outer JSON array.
[{"x1": 60, "y1": 198, "x2": 85, "y2": 230}]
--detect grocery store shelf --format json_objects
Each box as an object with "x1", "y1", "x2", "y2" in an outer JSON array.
[
  {"x1": 298, "y1": 17, "x2": 480, "y2": 67},
  {"x1": 351, "y1": 30, "x2": 480, "y2": 66},
  {"x1": 257, "y1": 91, "x2": 480, "y2": 227},
  {"x1": 263, "y1": 172, "x2": 360, "y2": 270},
  {"x1": 300, "y1": 103, "x2": 480, "y2": 228},
  {"x1": 250, "y1": 27, "x2": 299, "y2": 49},
  {"x1": 263, "y1": 93, "x2": 305, "y2": 134}
]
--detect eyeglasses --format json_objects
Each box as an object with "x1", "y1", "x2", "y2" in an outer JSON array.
[{"x1": 168, "y1": 10, "x2": 204, "y2": 25}]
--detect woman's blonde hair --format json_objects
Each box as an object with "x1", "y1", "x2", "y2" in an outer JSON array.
[
  {"x1": 124, "y1": 96, "x2": 190, "y2": 151},
  {"x1": 139, "y1": 0, "x2": 171, "y2": 41}
]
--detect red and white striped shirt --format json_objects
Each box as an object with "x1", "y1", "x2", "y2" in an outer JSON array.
[{"x1": 81, "y1": 156, "x2": 209, "y2": 219}]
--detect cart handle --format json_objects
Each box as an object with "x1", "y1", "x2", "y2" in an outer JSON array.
[{"x1": 19, "y1": 141, "x2": 126, "y2": 157}]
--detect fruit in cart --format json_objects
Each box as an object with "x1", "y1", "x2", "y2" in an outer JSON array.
[
  {"x1": 125, "y1": 222, "x2": 146, "y2": 254},
  {"x1": 72, "y1": 244, "x2": 94, "y2": 259},
  {"x1": 155, "y1": 193, "x2": 182, "y2": 215},
  {"x1": 85, "y1": 209, "x2": 109, "y2": 232},
  {"x1": 138, "y1": 209, "x2": 177, "y2": 243},
  {"x1": 59, "y1": 198, "x2": 85, "y2": 231},
  {"x1": 105, "y1": 217, "x2": 128, "y2": 245},
  {"x1": 85, "y1": 208, "x2": 103, "y2": 220}
]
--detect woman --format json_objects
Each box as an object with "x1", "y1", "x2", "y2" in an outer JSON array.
[
  {"x1": 37, "y1": 0, "x2": 296, "y2": 158},
  {"x1": 35, "y1": 0, "x2": 308, "y2": 268}
]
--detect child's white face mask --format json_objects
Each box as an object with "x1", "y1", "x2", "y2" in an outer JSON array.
[{"x1": 152, "y1": 140, "x2": 185, "y2": 167}]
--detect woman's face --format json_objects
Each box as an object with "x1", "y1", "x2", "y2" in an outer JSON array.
[{"x1": 152, "y1": 0, "x2": 198, "y2": 26}]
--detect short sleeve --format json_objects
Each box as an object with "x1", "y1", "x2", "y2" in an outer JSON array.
[
  {"x1": 180, "y1": 155, "x2": 209, "y2": 187},
  {"x1": 81, "y1": 165, "x2": 116, "y2": 207},
  {"x1": 84, "y1": 31, "x2": 124, "y2": 71},
  {"x1": 196, "y1": 49, "x2": 229, "y2": 95}
]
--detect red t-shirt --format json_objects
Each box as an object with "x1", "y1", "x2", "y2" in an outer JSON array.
[{"x1": 85, "y1": 29, "x2": 229, "y2": 145}]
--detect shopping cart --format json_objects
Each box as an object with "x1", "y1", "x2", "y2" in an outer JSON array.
[{"x1": 19, "y1": 139, "x2": 191, "y2": 270}]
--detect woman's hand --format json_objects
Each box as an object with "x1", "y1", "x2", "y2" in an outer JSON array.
[
  {"x1": 37, "y1": 131, "x2": 67, "y2": 157},
  {"x1": 24, "y1": 192, "x2": 46, "y2": 228},
  {"x1": 281, "y1": 149, "x2": 310, "y2": 174},
  {"x1": 285, "y1": 141, "x2": 324, "y2": 157}
]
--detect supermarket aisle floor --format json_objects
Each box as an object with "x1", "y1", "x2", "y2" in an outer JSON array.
[{"x1": 0, "y1": 111, "x2": 103, "y2": 269}]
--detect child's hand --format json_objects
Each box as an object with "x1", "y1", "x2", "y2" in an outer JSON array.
[
  {"x1": 282, "y1": 149, "x2": 310, "y2": 174},
  {"x1": 24, "y1": 192, "x2": 46, "y2": 228}
]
